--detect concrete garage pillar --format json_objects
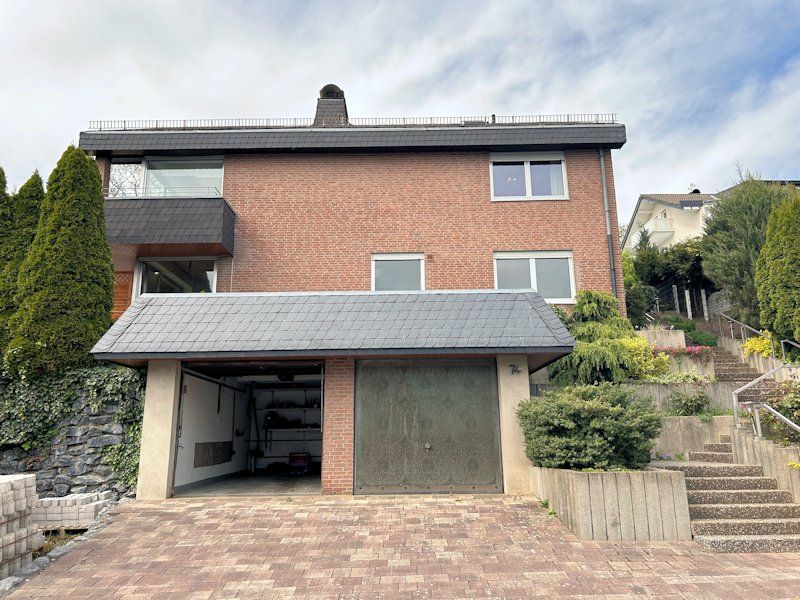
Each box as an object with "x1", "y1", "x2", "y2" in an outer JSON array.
[
  {"x1": 497, "y1": 354, "x2": 533, "y2": 495},
  {"x1": 136, "y1": 360, "x2": 182, "y2": 500}
]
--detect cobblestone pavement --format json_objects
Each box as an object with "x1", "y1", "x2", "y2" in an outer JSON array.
[{"x1": 10, "y1": 495, "x2": 800, "y2": 598}]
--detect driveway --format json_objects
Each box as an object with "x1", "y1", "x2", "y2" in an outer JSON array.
[{"x1": 11, "y1": 495, "x2": 800, "y2": 598}]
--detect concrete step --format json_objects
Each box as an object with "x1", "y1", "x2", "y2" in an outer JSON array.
[
  {"x1": 690, "y1": 503, "x2": 800, "y2": 520},
  {"x1": 685, "y1": 476, "x2": 778, "y2": 490},
  {"x1": 687, "y1": 451, "x2": 734, "y2": 463},
  {"x1": 703, "y1": 443, "x2": 732, "y2": 453},
  {"x1": 687, "y1": 489, "x2": 794, "y2": 504},
  {"x1": 695, "y1": 534, "x2": 800, "y2": 553},
  {"x1": 650, "y1": 461, "x2": 764, "y2": 477},
  {"x1": 719, "y1": 434, "x2": 731, "y2": 443},
  {"x1": 692, "y1": 518, "x2": 800, "y2": 536}
]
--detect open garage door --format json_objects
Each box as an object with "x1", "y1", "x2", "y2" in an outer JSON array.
[{"x1": 355, "y1": 359, "x2": 502, "y2": 493}]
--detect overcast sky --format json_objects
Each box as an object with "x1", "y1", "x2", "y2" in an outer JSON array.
[{"x1": 1, "y1": 0, "x2": 799, "y2": 221}]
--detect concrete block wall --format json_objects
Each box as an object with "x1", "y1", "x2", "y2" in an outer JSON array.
[
  {"x1": 624, "y1": 381, "x2": 740, "y2": 412},
  {"x1": 32, "y1": 491, "x2": 114, "y2": 531},
  {"x1": 0, "y1": 474, "x2": 43, "y2": 579},
  {"x1": 636, "y1": 329, "x2": 686, "y2": 348},
  {"x1": 729, "y1": 427, "x2": 800, "y2": 503},
  {"x1": 530, "y1": 467, "x2": 692, "y2": 541},
  {"x1": 654, "y1": 416, "x2": 734, "y2": 457}
]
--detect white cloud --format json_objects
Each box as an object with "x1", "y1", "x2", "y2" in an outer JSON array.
[{"x1": 0, "y1": 0, "x2": 798, "y2": 222}]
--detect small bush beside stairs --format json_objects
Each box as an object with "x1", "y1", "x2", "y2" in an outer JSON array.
[{"x1": 651, "y1": 434, "x2": 800, "y2": 552}]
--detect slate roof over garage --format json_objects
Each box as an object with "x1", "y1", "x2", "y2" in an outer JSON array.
[
  {"x1": 92, "y1": 290, "x2": 575, "y2": 361},
  {"x1": 80, "y1": 124, "x2": 626, "y2": 155}
]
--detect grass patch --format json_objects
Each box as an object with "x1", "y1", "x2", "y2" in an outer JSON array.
[{"x1": 33, "y1": 528, "x2": 80, "y2": 558}]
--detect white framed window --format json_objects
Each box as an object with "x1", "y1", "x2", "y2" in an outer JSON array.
[
  {"x1": 494, "y1": 251, "x2": 575, "y2": 303},
  {"x1": 133, "y1": 257, "x2": 217, "y2": 299},
  {"x1": 490, "y1": 152, "x2": 568, "y2": 201},
  {"x1": 371, "y1": 253, "x2": 424, "y2": 291},
  {"x1": 108, "y1": 156, "x2": 224, "y2": 198}
]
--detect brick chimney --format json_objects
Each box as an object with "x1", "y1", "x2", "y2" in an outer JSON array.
[{"x1": 313, "y1": 84, "x2": 348, "y2": 127}]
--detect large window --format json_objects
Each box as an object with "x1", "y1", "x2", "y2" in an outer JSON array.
[
  {"x1": 108, "y1": 157, "x2": 223, "y2": 198},
  {"x1": 138, "y1": 259, "x2": 216, "y2": 295},
  {"x1": 494, "y1": 251, "x2": 575, "y2": 302},
  {"x1": 490, "y1": 153, "x2": 568, "y2": 201},
  {"x1": 372, "y1": 254, "x2": 424, "y2": 291}
]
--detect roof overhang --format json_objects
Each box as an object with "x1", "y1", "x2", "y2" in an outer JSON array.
[{"x1": 92, "y1": 290, "x2": 575, "y2": 368}]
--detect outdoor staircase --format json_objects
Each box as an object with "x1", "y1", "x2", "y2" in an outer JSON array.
[
  {"x1": 651, "y1": 435, "x2": 800, "y2": 552},
  {"x1": 710, "y1": 347, "x2": 781, "y2": 401}
]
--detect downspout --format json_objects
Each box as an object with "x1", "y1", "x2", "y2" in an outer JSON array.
[{"x1": 599, "y1": 148, "x2": 618, "y2": 298}]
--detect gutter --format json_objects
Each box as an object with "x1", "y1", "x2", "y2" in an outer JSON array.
[{"x1": 599, "y1": 148, "x2": 618, "y2": 298}]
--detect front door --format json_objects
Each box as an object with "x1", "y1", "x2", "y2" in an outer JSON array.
[{"x1": 354, "y1": 359, "x2": 502, "y2": 493}]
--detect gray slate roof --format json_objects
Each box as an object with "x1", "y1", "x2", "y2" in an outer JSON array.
[
  {"x1": 80, "y1": 124, "x2": 626, "y2": 154},
  {"x1": 105, "y1": 197, "x2": 235, "y2": 253},
  {"x1": 92, "y1": 290, "x2": 574, "y2": 360}
]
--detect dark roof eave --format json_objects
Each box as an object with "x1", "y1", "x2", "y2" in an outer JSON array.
[{"x1": 92, "y1": 346, "x2": 574, "y2": 362}]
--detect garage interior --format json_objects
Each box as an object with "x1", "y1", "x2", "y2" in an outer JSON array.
[{"x1": 172, "y1": 361, "x2": 324, "y2": 497}]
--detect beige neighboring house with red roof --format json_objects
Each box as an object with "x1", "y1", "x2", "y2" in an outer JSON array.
[{"x1": 621, "y1": 190, "x2": 718, "y2": 251}]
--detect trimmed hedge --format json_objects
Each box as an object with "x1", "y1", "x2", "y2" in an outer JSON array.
[{"x1": 517, "y1": 383, "x2": 662, "y2": 470}]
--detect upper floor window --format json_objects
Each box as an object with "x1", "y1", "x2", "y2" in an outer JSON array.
[
  {"x1": 490, "y1": 153, "x2": 568, "y2": 201},
  {"x1": 108, "y1": 157, "x2": 223, "y2": 198},
  {"x1": 137, "y1": 258, "x2": 216, "y2": 295},
  {"x1": 494, "y1": 251, "x2": 575, "y2": 303},
  {"x1": 372, "y1": 253, "x2": 424, "y2": 291}
]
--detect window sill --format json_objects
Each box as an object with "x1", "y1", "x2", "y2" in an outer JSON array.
[{"x1": 491, "y1": 196, "x2": 570, "y2": 202}]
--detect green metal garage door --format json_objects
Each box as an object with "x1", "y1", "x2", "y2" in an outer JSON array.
[{"x1": 354, "y1": 360, "x2": 502, "y2": 493}]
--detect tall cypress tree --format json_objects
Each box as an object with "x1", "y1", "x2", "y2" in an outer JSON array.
[
  {"x1": 4, "y1": 147, "x2": 113, "y2": 378},
  {"x1": 0, "y1": 168, "x2": 11, "y2": 268},
  {"x1": 0, "y1": 172, "x2": 44, "y2": 353}
]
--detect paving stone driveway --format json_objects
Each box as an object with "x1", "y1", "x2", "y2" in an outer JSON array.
[{"x1": 10, "y1": 495, "x2": 800, "y2": 598}]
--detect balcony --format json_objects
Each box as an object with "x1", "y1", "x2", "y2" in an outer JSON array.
[
  {"x1": 642, "y1": 217, "x2": 675, "y2": 245},
  {"x1": 104, "y1": 189, "x2": 235, "y2": 257}
]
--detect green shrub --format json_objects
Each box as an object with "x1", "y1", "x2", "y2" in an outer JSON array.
[
  {"x1": 704, "y1": 177, "x2": 794, "y2": 324},
  {"x1": 517, "y1": 383, "x2": 662, "y2": 470},
  {"x1": 549, "y1": 290, "x2": 668, "y2": 385},
  {"x1": 644, "y1": 369, "x2": 711, "y2": 383},
  {"x1": 0, "y1": 172, "x2": 44, "y2": 353},
  {"x1": 686, "y1": 330, "x2": 717, "y2": 347},
  {"x1": 755, "y1": 189, "x2": 800, "y2": 342},
  {"x1": 4, "y1": 147, "x2": 114, "y2": 378},
  {"x1": 668, "y1": 389, "x2": 711, "y2": 416},
  {"x1": 663, "y1": 315, "x2": 696, "y2": 332},
  {"x1": 762, "y1": 383, "x2": 800, "y2": 445},
  {"x1": 741, "y1": 335, "x2": 773, "y2": 358}
]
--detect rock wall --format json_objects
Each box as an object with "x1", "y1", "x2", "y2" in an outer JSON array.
[{"x1": 0, "y1": 392, "x2": 127, "y2": 498}]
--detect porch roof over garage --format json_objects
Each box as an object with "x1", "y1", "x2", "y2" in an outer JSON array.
[{"x1": 91, "y1": 290, "x2": 574, "y2": 365}]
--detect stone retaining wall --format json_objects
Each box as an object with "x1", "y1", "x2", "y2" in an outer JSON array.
[
  {"x1": 530, "y1": 467, "x2": 691, "y2": 541},
  {"x1": 624, "y1": 381, "x2": 739, "y2": 412},
  {"x1": 0, "y1": 393, "x2": 127, "y2": 498},
  {"x1": 0, "y1": 474, "x2": 42, "y2": 579}
]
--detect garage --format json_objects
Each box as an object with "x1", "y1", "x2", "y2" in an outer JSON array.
[
  {"x1": 354, "y1": 359, "x2": 503, "y2": 493},
  {"x1": 170, "y1": 362, "x2": 324, "y2": 497}
]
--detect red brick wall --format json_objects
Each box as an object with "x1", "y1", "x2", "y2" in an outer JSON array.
[
  {"x1": 112, "y1": 271, "x2": 133, "y2": 319},
  {"x1": 214, "y1": 150, "x2": 624, "y2": 307},
  {"x1": 321, "y1": 357, "x2": 355, "y2": 494}
]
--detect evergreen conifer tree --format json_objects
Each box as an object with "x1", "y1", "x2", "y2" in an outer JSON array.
[{"x1": 4, "y1": 148, "x2": 113, "y2": 377}]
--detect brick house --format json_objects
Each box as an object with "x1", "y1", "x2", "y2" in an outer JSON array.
[{"x1": 83, "y1": 85, "x2": 626, "y2": 499}]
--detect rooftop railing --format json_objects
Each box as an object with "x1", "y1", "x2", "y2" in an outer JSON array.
[{"x1": 87, "y1": 113, "x2": 618, "y2": 132}]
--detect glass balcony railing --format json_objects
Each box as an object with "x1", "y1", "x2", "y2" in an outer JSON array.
[
  {"x1": 104, "y1": 186, "x2": 222, "y2": 199},
  {"x1": 644, "y1": 217, "x2": 675, "y2": 233}
]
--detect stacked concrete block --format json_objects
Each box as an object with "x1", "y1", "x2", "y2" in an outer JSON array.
[
  {"x1": 31, "y1": 491, "x2": 114, "y2": 531},
  {"x1": 0, "y1": 474, "x2": 43, "y2": 579}
]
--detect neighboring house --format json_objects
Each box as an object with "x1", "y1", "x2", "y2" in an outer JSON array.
[
  {"x1": 80, "y1": 85, "x2": 626, "y2": 500},
  {"x1": 621, "y1": 191, "x2": 717, "y2": 251}
]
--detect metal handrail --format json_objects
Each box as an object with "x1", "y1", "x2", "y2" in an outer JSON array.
[
  {"x1": 718, "y1": 313, "x2": 775, "y2": 357},
  {"x1": 87, "y1": 113, "x2": 619, "y2": 132},
  {"x1": 781, "y1": 339, "x2": 800, "y2": 364},
  {"x1": 740, "y1": 401, "x2": 800, "y2": 439},
  {"x1": 731, "y1": 364, "x2": 785, "y2": 427}
]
